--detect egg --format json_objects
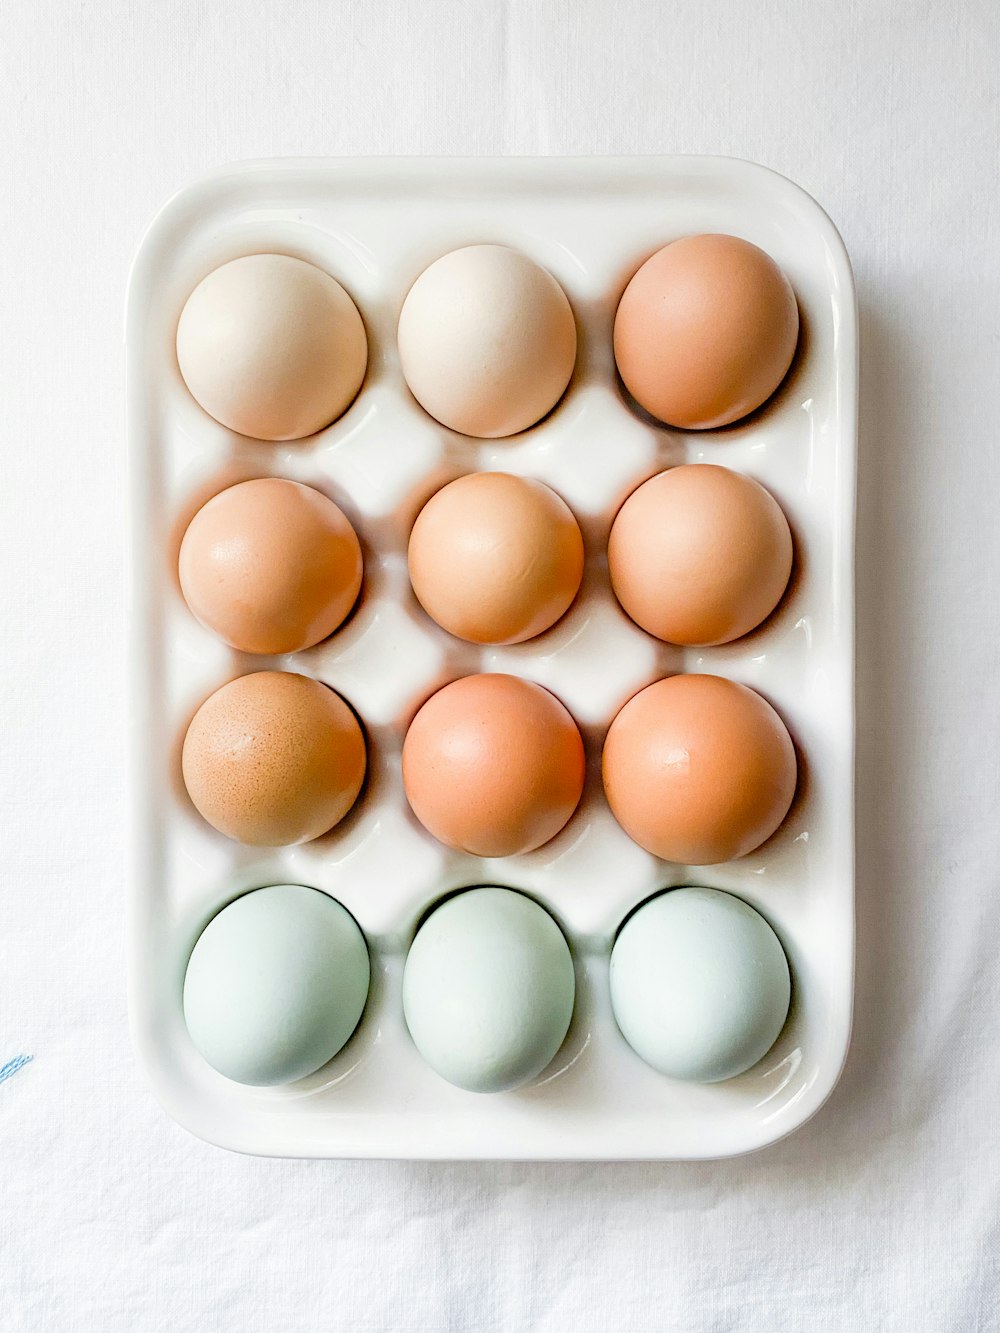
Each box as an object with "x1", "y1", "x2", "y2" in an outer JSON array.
[
  {"x1": 613, "y1": 234, "x2": 799, "y2": 429},
  {"x1": 608, "y1": 465, "x2": 792, "y2": 645},
  {"x1": 183, "y1": 885, "x2": 370, "y2": 1086},
  {"x1": 602, "y1": 674, "x2": 796, "y2": 864},
  {"x1": 610, "y1": 887, "x2": 791, "y2": 1082},
  {"x1": 181, "y1": 672, "x2": 366, "y2": 846},
  {"x1": 403, "y1": 887, "x2": 575, "y2": 1092},
  {"x1": 176, "y1": 254, "x2": 367, "y2": 440},
  {"x1": 397, "y1": 244, "x2": 577, "y2": 437},
  {"x1": 178, "y1": 478, "x2": 363, "y2": 654},
  {"x1": 408, "y1": 472, "x2": 584, "y2": 644},
  {"x1": 402, "y1": 674, "x2": 585, "y2": 857}
]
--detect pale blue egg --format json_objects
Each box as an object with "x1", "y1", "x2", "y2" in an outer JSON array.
[
  {"x1": 183, "y1": 884, "x2": 370, "y2": 1086},
  {"x1": 403, "y1": 887, "x2": 575, "y2": 1093},
  {"x1": 610, "y1": 887, "x2": 790, "y2": 1082}
]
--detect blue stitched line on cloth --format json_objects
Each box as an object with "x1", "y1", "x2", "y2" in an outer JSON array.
[{"x1": 0, "y1": 1055, "x2": 33, "y2": 1085}]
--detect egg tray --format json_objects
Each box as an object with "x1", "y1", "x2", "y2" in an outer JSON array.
[{"x1": 127, "y1": 157, "x2": 857, "y2": 1161}]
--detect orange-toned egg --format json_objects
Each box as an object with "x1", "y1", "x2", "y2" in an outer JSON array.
[
  {"x1": 602, "y1": 674, "x2": 796, "y2": 864},
  {"x1": 613, "y1": 234, "x2": 799, "y2": 429},
  {"x1": 608, "y1": 465, "x2": 792, "y2": 645},
  {"x1": 408, "y1": 473, "x2": 584, "y2": 645},
  {"x1": 402, "y1": 674, "x2": 585, "y2": 857},
  {"x1": 178, "y1": 479, "x2": 363, "y2": 655},
  {"x1": 181, "y1": 672, "x2": 366, "y2": 846}
]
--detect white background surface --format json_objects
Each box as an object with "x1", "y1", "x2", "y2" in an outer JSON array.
[{"x1": 0, "y1": 1, "x2": 997, "y2": 1329}]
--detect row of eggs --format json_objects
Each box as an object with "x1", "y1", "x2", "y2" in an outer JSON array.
[
  {"x1": 180, "y1": 466, "x2": 793, "y2": 654},
  {"x1": 184, "y1": 883, "x2": 792, "y2": 1093},
  {"x1": 175, "y1": 235, "x2": 800, "y2": 443},
  {"x1": 183, "y1": 669, "x2": 796, "y2": 865}
]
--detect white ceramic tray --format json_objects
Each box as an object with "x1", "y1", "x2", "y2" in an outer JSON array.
[{"x1": 127, "y1": 156, "x2": 856, "y2": 1160}]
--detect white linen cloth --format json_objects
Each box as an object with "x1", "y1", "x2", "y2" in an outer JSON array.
[{"x1": 0, "y1": 0, "x2": 997, "y2": 1328}]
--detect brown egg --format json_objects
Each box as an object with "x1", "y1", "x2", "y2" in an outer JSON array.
[
  {"x1": 178, "y1": 479, "x2": 363, "y2": 655},
  {"x1": 181, "y1": 672, "x2": 366, "y2": 846},
  {"x1": 402, "y1": 674, "x2": 585, "y2": 857},
  {"x1": 613, "y1": 234, "x2": 799, "y2": 429},
  {"x1": 608, "y1": 465, "x2": 792, "y2": 646},
  {"x1": 602, "y1": 675, "x2": 796, "y2": 864},
  {"x1": 408, "y1": 473, "x2": 584, "y2": 645}
]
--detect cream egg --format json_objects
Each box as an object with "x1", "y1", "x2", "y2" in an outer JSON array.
[
  {"x1": 183, "y1": 885, "x2": 370, "y2": 1086},
  {"x1": 610, "y1": 887, "x2": 791, "y2": 1082},
  {"x1": 402, "y1": 674, "x2": 585, "y2": 857},
  {"x1": 397, "y1": 244, "x2": 577, "y2": 437},
  {"x1": 602, "y1": 674, "x2": 797, "y2": 865},
  {"x1": 176, "y1": 254, "x2": 367, "y2": 440},
  {"x1": 403, "y1": 887, "x2": 575, "y2": 1092},
  {"x1": 408, "y1": 472, "x2": 584, "y2": 644},
  {"x1": 614, "y1": 234, "x2": 799, "y2": 429},
  {"x1": 179, "y1": 478, "x2": 363, "y2": 654},
  {"x1": 608, "y1": 465, "x2": 792, "y2": 645},
  {"x1": 181, "y1": 672, "x2": 366, "y2": 846}
]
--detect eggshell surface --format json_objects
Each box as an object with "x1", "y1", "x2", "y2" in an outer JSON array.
[
  {"x1": 610, "y1": 887, "x2": 791, "y2": 1082},
  {"x1": 403, "y1": 887, "x2": 575, "y2": 1093},
  {"x1": 402, "y1": 674, "x2": 585, "y2": 857},
  {"x1": 613, "y1": 234, "x2": 799, "y2": 429},
  {"x1": 602, "y1": 674, "x2": 796, "y2": 864},
  {"x1": 183, "y1": 884, "x2": 370, "y2": 1086},
  {"x1": 176, "y1": 253, "x2": 367, "y2": 440},
  {"x1": 178, "y1": 478, "x2": 363, "y2": 654},
  {"x1": 608, "y1": 465, "x2": 792, "y2": 645},
  {"x1": 397, "y1": 245, "x2": 577, "y2": 437},
  {"x1": 408, "y1": 472, "x2": 584, "y2": 644},
  {"x1": 181, "y1": 672, "x2": 366, "y2": 846}
]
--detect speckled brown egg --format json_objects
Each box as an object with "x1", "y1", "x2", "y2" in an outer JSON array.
[
  {"x1": 613, "y1": 234, "x2": 799, "y2": 429},
  {"x1": 407, "y1": 473, "x2": 584, "y2": 645},
  {"x1": 602, "y1": 674, "x2": 796, "y2": 865},
  {"x1": 402, "y1": 674, "x2": 585, "y2": 857},
  {"x1": 181, "y1": 672, "x2": 366, "y2": 846},
  {"x1": 608, "y1": 465, "x2": 793, "y2": 645},
  {"x1": 178, "y1": 478, "x2": 363, "y2": 655}
]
